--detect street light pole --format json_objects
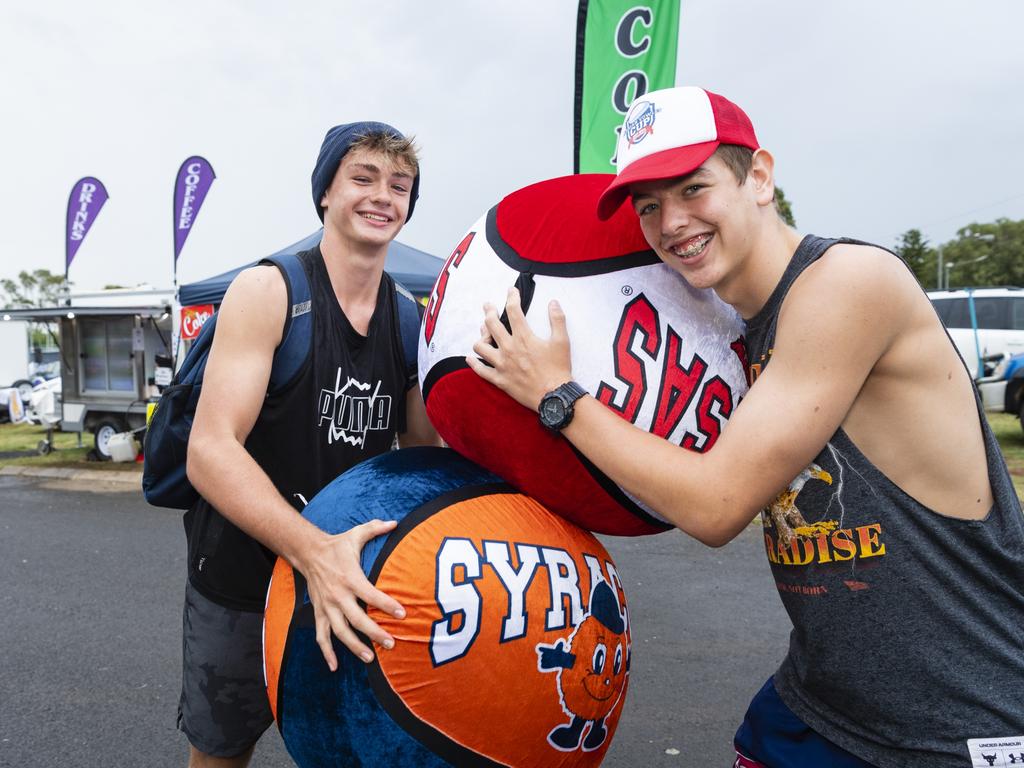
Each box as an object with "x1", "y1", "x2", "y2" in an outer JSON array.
[{"x1": 937, "y1": 232, "x2": 994, "y2": 291}]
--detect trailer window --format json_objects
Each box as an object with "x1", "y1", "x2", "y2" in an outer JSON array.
[{"x1": 82, "y1": 318, "x2": 134, "y2": 392}]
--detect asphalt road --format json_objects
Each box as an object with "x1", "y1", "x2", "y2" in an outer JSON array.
[{"x1": 0, "y1": 474, "x2": 792, "y2": 767}]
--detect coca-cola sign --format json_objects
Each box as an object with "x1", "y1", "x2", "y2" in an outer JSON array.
[{"x1": 180, "y1": 304, "x2": 214, "y2": 339}]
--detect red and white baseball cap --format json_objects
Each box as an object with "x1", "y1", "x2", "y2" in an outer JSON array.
[{"x1": 596, "y1": 86, "x2": 760, "y2": 220}]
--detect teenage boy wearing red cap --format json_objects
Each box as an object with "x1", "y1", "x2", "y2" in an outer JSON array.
[
  {"x1": 468, "y1": 87, "x2": 1024, "y2": 767},
  {"x1": 180, "y1": 122, "x2": 440, "y2": 767}
]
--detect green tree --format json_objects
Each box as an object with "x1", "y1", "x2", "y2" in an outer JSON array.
[
  {"x1": 938, "y1": 219, "x2": 1024, "y2": 289},
  {"x1": 0, "y1": 269, "x2": 69, "y2": 309},
  {"x1": 894, "y1": 229, "x2": 936, "y2": 288},
  {"x1": 775, "y1": 185, "x2": 796, "y2": 228},
  {"x1": 0, "y1": 269, "x2": 69, "y2": 350}
]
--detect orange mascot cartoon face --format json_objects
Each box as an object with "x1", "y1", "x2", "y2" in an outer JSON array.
[{"x1": 536, "y1": 579, "x2": 630, "y2": 752}]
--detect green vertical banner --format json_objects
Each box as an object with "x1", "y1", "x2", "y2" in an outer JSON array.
[{"x1": 574, "y1": 0, "x2": 681, "y2": 174}]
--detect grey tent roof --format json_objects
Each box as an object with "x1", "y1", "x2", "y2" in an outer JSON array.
[{"x1": 178, "y1": 229, "x2": 442, "y2": 306}]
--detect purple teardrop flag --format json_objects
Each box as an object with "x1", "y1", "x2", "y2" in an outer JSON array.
[
  {"x1": 65, "y1": 177, "x2": 109, "y2": 272},
  {"x1": 173, "y1": 156, "x2": 216, "y2": 262}
]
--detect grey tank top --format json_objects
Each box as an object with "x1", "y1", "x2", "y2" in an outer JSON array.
[{"x1": 744, "y1": 235, "x2": 1024, "y2": 768}]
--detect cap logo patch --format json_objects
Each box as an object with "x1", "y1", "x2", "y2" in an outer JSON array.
[{"x1": 624, "y1": 101, "x2": 656, "y2": 146}]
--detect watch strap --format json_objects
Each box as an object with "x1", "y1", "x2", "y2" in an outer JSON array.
[{"x1": 556, "y1": 380, "x2": 587, "y2": 406}]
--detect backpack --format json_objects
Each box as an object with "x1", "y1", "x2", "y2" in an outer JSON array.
[{"x1": 142, "y1": 252, "x2": 421, "y2": 509}]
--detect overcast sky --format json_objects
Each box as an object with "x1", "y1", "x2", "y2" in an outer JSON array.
[{"x1": 2, "y1": 0, "x2": 1023, "y2": 293}]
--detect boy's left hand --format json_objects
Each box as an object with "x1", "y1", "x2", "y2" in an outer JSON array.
[{"x1": 466, "y1": 287, "x2": 574, "y2": 411}]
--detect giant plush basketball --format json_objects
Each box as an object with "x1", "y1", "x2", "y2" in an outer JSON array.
[
  {"x1": 264, "y1": 447, "x2": 631, "y2": 767},
  {"x1": 419, "y1": 174, "x2": 748, "y2": 536}
]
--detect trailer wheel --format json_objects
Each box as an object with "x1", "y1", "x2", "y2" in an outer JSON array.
[
  {"x1": 93, "y1": 419, "x2": 126, "y2": 461},
  {"x1": 37, "y1": 440, "x2": 51, "y2": 455}
]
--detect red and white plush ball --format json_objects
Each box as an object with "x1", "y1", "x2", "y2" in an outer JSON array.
[{"x1": 419, "y1": 174, "x2": 748, "y2": 536}]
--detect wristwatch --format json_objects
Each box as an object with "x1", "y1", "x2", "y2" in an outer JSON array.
[{"x1": 538, "y1": 381, "x2": 588, "y2": 432}]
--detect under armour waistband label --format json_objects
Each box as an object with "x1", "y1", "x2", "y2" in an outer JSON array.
[{"x1": 968, "y1": 735, "x2": 1024, "y2": 767}]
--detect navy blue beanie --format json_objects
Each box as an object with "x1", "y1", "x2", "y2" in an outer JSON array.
[{"x1": 311, "y1": 121, "x2": 420, "y2": 223}]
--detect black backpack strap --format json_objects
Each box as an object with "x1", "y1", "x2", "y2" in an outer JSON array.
[
  {"x1": 392, "y1": 277, "x2": 421, "y2": 387},
  {"x1": 261, "y1": 253, "x2": 313, "y2": 394}
]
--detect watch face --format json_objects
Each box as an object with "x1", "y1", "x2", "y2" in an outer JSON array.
[{"x1": 540, "y1": 396, "x2": 566, "y2": 427}]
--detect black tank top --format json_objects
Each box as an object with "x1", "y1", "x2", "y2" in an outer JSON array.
[
  {"x1": 745, "y1": 235, "x2": 1024, "y2": 767},
  {"x1": 185, "y1": 246, "x2": 414, "y2": 610}
]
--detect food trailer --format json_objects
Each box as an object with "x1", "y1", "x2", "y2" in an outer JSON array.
[{"x1": 0, "y1": 287, "x2": 173, "y2": 458}]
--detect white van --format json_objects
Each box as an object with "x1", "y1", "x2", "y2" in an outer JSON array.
[{"x1": 928, "y1": 288, "x2": 1024, "y2": 378}]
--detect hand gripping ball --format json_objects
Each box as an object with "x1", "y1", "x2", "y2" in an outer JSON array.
[
  {"x1": 419, "y1": 174, "x2": 749, "y2": 536},
  {"x1": 264, "y1": 447, "x2": 631, "y2": 768}
]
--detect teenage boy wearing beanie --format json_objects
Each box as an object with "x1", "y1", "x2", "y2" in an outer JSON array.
[
  {"x1": 180, "y1": 122, "x2": 440, "y2": 767},
  {"x1": 468, "y1": 87, "x2": 1024, "y2": 767}
]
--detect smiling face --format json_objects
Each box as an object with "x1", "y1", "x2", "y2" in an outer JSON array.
[
  {"x1": 320, "y1": 146, "x2": 414, "y2": 250},
  {"x1": 629, "y1": 150, "x2": 773, "y2": 296},
  {"x1": 557, "y1": 615, "x2": 628, "y2": 721}
]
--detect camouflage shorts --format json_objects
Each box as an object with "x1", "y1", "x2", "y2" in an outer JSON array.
[{"x1": 177, "y1": 581, "x2": 273, "y2": 758}]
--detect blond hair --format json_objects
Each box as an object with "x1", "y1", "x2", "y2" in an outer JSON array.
[{"x1": 350, "y1": 131, "x2": 420, "y2": 178}]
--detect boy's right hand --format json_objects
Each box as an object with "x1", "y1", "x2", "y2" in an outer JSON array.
[{"x1": 297, "y1": 519, "x2": 405, "y2": 670}]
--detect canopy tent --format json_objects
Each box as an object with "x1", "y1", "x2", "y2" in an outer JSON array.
[{"x1": 178, "y1": 229, "x2": 443, "y2": 306}]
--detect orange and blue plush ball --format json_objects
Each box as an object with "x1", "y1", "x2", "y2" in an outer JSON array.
[{"x1": 264, "y1": 447, "x2": 631, "y2": 768}]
